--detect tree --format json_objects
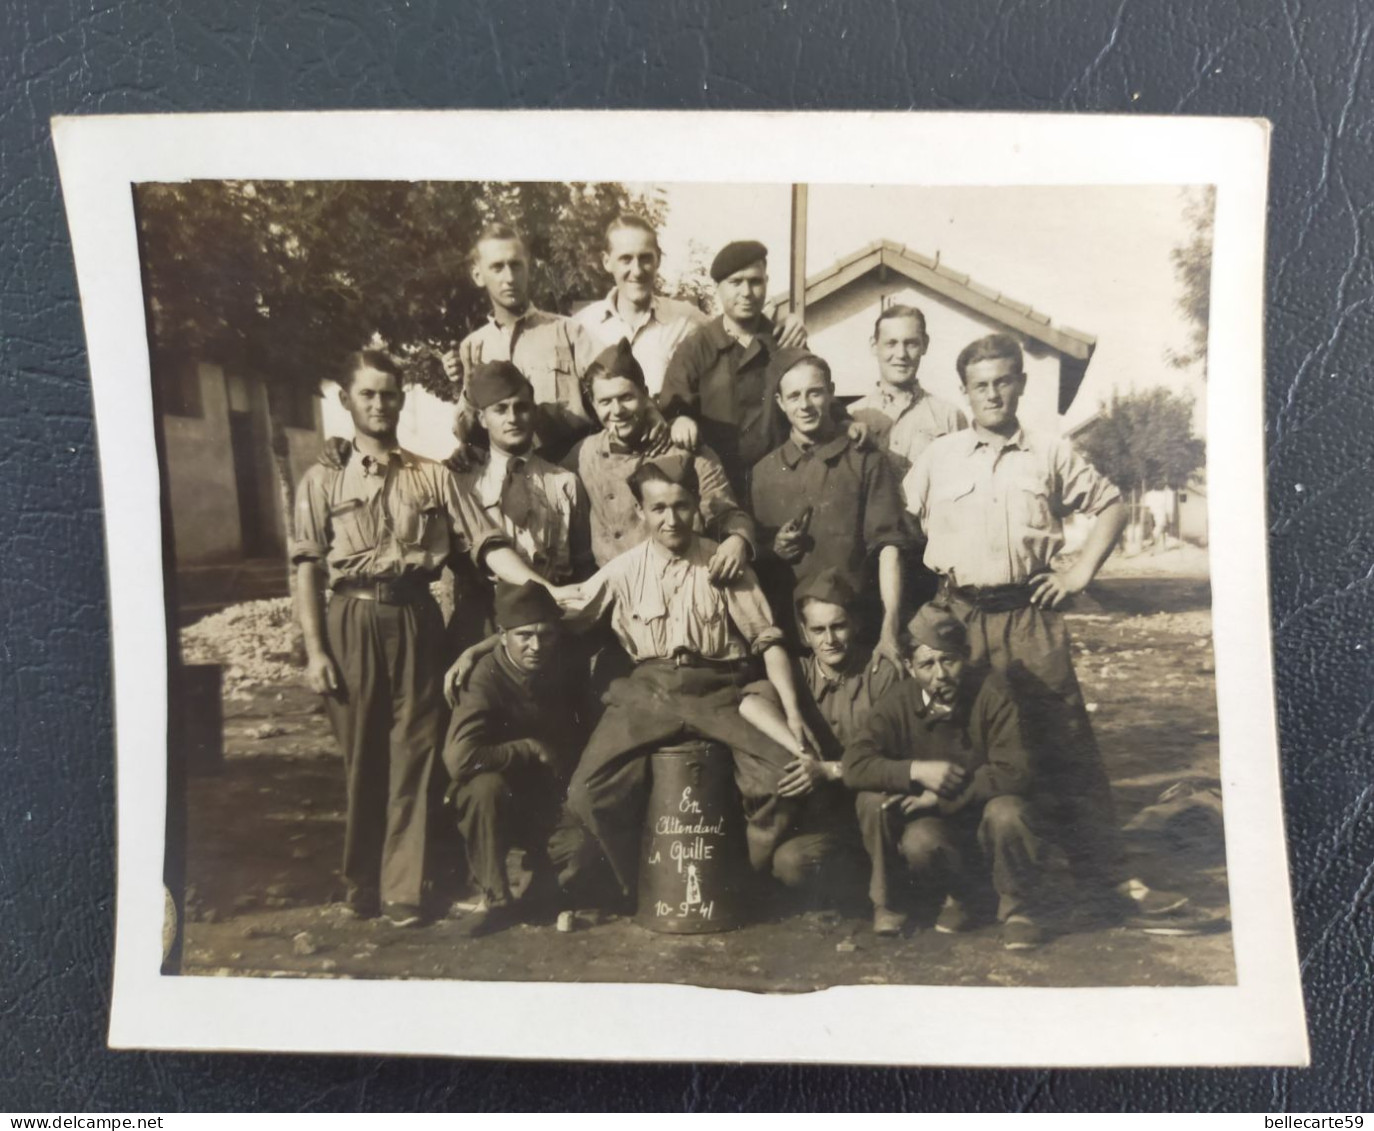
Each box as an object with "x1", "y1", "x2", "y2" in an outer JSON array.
[
  {"x1": 134, "y1": 178, "x2": 666, "y2": 582},
  {"x1": 1166, "y1": 185, "x2": 1215, "y2": 376},
  {"x1": 1073, "y1": 387, "x2": 1206, "y2": 502},
  {"x1": 667, "y1": 237, "x2": 718, "y2": 315}
]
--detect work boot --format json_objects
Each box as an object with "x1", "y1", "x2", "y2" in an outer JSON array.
[
  {"x1": 1001, "y1": 915, "x2": 1046, "y2": 951},
  {"x1": 934, "y1": 896, "x2": 976, "y2": 935},
  {"x1": 454, "y1": 901, "x2": 521, "y2": 938}
]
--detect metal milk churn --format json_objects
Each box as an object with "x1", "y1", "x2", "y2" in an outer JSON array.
[{"x1": 635, "y1": 740, "x2": 750, "y2": 933}]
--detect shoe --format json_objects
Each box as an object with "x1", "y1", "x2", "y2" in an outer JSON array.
[
  {"x1": 1118, "y1": 878, "x2": 1189, "y2": 917},
  {"x1": 1001, "y1": 915, "x2": 1046, "y2": 950},
  {"x1": 455, "y1": 901, "x2": 521, "y2": 938},
  {"x1": 382, "y1": 902, "x2": 425, "y2": 928},
  {"x1": 934, "y1": 896, "x2": 975, "y2": 935},
  {"x1": 342, "y1": 888, "x2": 380, "y2": 920},
  {"x1": 872, "y1": 906, "x2": 907, "y2": 937}
]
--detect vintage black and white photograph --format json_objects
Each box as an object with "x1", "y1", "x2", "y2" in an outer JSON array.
[{"x1": 55, "y1": 111, "x2": 1301, "y2": 1064}]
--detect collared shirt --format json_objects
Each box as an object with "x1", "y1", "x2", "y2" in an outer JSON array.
[
  {"x1": 443, "y1": 645, "x2": 585, "y2": 786},
  {"x1": 849, "y1": 382, "x2": 968, "y2": 482},
  {"x1": 840, "y1": 671, "x2": 1031, "y2": 809},
  {"x1": 450, "y1": 447, "x2": 589, "y2": 584},
  {"x1": 658, "y1": 315, "x2": 785, "y2": 493},
  {"x1": 558, "y1": 536, "x2": 784, "y2": 663},
  {"x1": 571, "y1": 289, "x2": 708, "y2": 396},
  {"x1": 291, "y1": 445, "x2": 505, "y2": 586},
  {"x1": 565, "y1": 431, "x2": 755, "y2": 567},
  {"x1": 801, "y1": 653, "x2": 901, "y2": 760},
  {"x1": 903, "y1": 424, "x2": 1122, "y2": 589},
  {"x1": 750, "y1": 430, "x2": 912, "y2": 596},
  {"x1": 456, "y1": 307, "x2": 597, "y2": 450}
]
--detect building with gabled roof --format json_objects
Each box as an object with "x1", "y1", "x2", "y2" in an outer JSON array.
[{"x1": 771, "y1": 238, "x2": 1097, "y2": 429}]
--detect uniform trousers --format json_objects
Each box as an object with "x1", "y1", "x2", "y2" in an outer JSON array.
[
  {"x1": 565, "y1": 660, "x2": 799, "y2": 897},
  {"x1": 941, "y1": 594, "x2": 1126, "y2": 904},
  {"x1": 450, "y1": 769, "x2": 562, "y2": 908},
  {"x1": 324, "y1": 591, "x2": 446, "y2": 911},
  {"x1": 771, "y1": 785, "x2": 868, "y2": 902},
  {"x1": 855, "y1": 792, "x2": 1066, "y2": 921}
]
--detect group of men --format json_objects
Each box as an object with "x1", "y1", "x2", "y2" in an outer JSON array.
[{"x1": 291, "y1": 212, "x2": 1182, "y2": 950}]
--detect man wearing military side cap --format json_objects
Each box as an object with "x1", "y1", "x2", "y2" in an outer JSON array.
[
  {"x1": 658, "y1": 239, "x2": 807, "y2": 495},
  {"x1": 843, "y1": 603, "x2": 1060, "y2": 948},
  {"x1": 442, "y1": 580, "x2": 591, "y2": 936}
]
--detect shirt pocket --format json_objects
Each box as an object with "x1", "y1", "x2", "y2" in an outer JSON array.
[
  {"x1": 391, "y1": 481, "x2": 441, "y2": 549},
  {"x1": 929, "y1": 478, "x2": 976, "y2": 538},
  {"x1": 1011, "y1": 476, "x2": 1053, "y2": 531},
  {"x1": 328, "y1": 498, "x2": 373, "y2": 558}
]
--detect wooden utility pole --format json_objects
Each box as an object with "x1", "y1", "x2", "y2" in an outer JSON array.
[{"x1": 789, "y1": 183, "x2": 808, "y2": 320}]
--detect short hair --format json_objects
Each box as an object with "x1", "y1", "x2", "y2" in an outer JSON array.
[
  {"x1": 469, "y1": 221, "x2": 527, "y2": 266},
  {"x1": 872, "y1": 304, "x2": 928, "y2": 342},
  {"x1": 627, "y1": 459, "x2": 700, "y2": 505},
  {"x1": 604, "y1": 212, "x2": 661, "y2": 254},
  {"x1": 585, "y1": 357, "x2": 648, "y2": 394},
  {"x1": 340, "y1": 349, "x2": 403, "y2": 391},
  {"x1": 956, "y1": 333, "x2": 1025, "y2": 385},
  {"x1": 778, "y1": 354, "x2": 834, "y2": 391}
]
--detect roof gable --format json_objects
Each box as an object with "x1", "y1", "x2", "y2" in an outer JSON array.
[{"x1": 772, "y1": 239, "x2": 1096, "y2": 362}]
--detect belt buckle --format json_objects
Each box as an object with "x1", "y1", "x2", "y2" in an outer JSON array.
[{"x1": 375, "y1": 579, "x2": 398, "y2": 604}]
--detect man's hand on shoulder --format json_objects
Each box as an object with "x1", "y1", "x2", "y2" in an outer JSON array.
[
  {"x1": 707, "y1": 533, "x2": 751, "y2": 585},
  {"x1": 669, "y1": 416, "x2": 699, "y2": 452},
  {"x1": 444, "y1": 442, "x2": 488, "y2": 475},
  {"x1": 317, "y1": 436, "x2": 352, "y2": 471},
  {"x1": 773, "y1": 306, "x2": 808, "y2": 349}
]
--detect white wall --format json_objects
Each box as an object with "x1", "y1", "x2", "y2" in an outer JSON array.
[
  {"x1": 804, "y1": 277, "x2": 1067, "y2": 433},
  {"x1": 319, "y1": 381, "x2": 459, "y2": 462}
]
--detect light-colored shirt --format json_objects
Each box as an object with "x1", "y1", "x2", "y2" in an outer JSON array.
[
  {"x1": 849, "y1": 382, "x2": 967, "y2": 483},
  {"x1": 565, "y1": 431, "x2": 755, "y2": 567},
  {"x1": 903, "y1": 424, "x2": 1121, "y2": 588},
  {"x1": 452, "y1": 447, "x2": 588, "y2": 583},
  {"x1": 291, "y1": 446, "x2": 504, "y2": 586},
  {"x1": 456, "y1": 307, "x2": 597, "y2": 450},
  {"x1": 558, "y1": 536, "x2": 784, "y2": 663},
  {"x1": 571, "y1": 289, "x2": 708, "y2": 396}
]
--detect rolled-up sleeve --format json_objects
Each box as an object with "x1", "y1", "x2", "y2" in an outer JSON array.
[
  {"x1": 694, "y1": 446, "x2": 756, "y2": 555},
  {"x1": 862, "y1": 451, "x2": 915, "y2": 553},
  {"x1": 723, "y1": 567, "x2": 784, "y2": 654},
  {"x1": 444, "y1": 470, "x2": 511, "y2": 566},
  {"x1": 553, "y1": 566, "x2": 616, "y2": 634},
  {"x1": 290, "y1": 467, "x2": 331, "y2": 565},
  {"x1": 901, "y1": 446, "x2": 933, "y2": 528},
  {"x1": 1056, "y1": 438, "x2": 1121, "y2": 518}
]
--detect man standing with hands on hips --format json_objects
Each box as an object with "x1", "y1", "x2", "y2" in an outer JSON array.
[{"x1": 903, "y1": 332, "x2": 1185, "y2": 926}]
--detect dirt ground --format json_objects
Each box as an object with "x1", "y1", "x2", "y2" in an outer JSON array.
[{"x1": 175, "y1": 560, "x2": 1234, "y2": 990}]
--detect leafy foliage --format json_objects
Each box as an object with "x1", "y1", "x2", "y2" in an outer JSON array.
[
  {"x1": 134, "y1": 179, "x2": 668, "y2": 400},
  {"x1": 1167, "y1": 185, "x2": 1215, "y2": 375},
  {"x1": 1074, "y1": 387, "x2": 1206, "y2": 497}
]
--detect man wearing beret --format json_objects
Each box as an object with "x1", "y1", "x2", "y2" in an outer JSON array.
[
  {"x1": 449, "y1": 360, "x2": 591, "y2": 648},
  {"x1": 657, "y1": 240, "x2": 806, "y2": 495},
  {"x1": 442, "y1": 580, "x2": 589, "y2": 936},
  {"x1": 292, "y1": 350, "x2": 551, "y2": 928},
  {"x1": 750, "y1": 349, "x2": 912, "y2": 673},
  {"x1": 442, "y1": 222, "x2": 600, "y2": 465},
  {"x1": 739, "y1": 567, "x2": 899, "y2": 902},
  {"x1": 842, "y1": 604, "x2": 1057, "y2": 947},
  {"x1": 903, "y1": 333, "x2": 1184, "y2": 927},
  {"x1": 567, "y1": 338, "x2": 755, "y2": 578}
]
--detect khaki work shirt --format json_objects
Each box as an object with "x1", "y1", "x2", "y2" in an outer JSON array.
[
  {"x1": 571, "y1": 289, "x2": 708, "y2": 396},
  {"x1": 456, "y1": 307, "x2": 597, "y2": 450},
  {"x1": 291, "y1": 446, "x2": 506, "y2": 586},
  {"x1": 849, "y1": 382, "x2": 968, "y2": 482},
  {"x1": 564, "y1": 431, "x2": 755, "y2": 567},
  {"x1": 903, "y1": 424, "x2": 1121, "y2": 588},
  {"x1": 451, "y1": 447, "x2": 590, "y2": 584},
  {"x1": 558, "y1": 536, "x2": 784, "y2": 664}
]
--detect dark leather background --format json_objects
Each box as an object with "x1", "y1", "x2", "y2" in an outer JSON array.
[{"x1": 3, "y1": 0, "x2": 1371, "y2": 1112}]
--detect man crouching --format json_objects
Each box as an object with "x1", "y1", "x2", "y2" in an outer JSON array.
[
  {"x1": 843, "y1": 604, "x2": 1066, "y2": 949},
  {"x1": 442, "y1": 580, "x2": 587, "y2": 937}
]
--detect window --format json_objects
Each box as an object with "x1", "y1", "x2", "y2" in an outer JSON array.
[{"x1": 156, "y1": 356, "x2": 204, "y2": 418}]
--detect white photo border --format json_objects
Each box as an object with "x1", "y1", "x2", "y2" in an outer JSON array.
[{"x1": 52, "y1": 109, "x2": 1305, "y2": 1066}]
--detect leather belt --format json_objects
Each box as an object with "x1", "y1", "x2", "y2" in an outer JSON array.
[
  {"x1": 938, "y1": 577, "x2": 1036, "y2": 614},
  {"x1": 648, "y1": 650, "x2": 743, "y2": 672},
  {"x1": 333, "y1": 576, "x2": 430, "y2": 605}
]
